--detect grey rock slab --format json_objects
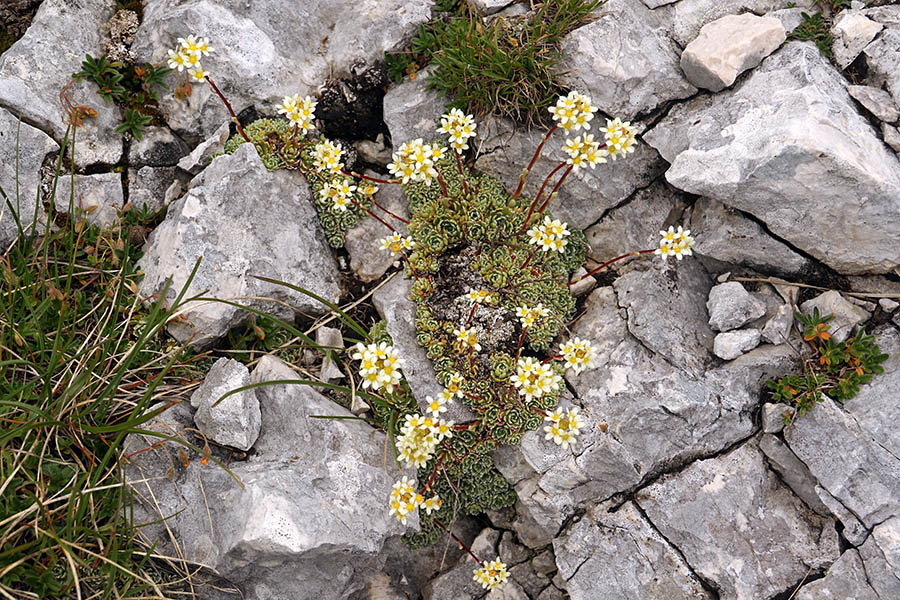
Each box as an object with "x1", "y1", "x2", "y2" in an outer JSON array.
[
  {"x1": 635, "y1": 441, "x2": 839, "y2": 600},
  {"x1": 815, "y1": 485, "x2": 868, "y2": 547},
  {"x1": 712, "y1": 328, "x2": 761, "y2": 360},
  {"x1": 671, "y1": 0, "x2": 815, "y2": 47},
  {"x1": 864, "y1": 26, "x2": 900, "y2": 109},
  {"x1": 383, "y1": 66, "x2": 446, "y2": 154},
  {"x1": 878, "y1": 297, "x2": 899, "y2": 312},
  {"x1": 372, "y1": 274, "x2": 474, "y2": 423},
  {"x1": 125, "y1": 355, "x2": 413, "y2": 599},
  {"x1": 498, "y1": 532, "x2": 531, "y2": 566},
  {"x1": 848, "y1": 84, "x2": 899, "y2": 123},
  {"x1": 137, "y1": 143, "x2": 340, "y2": 348},
  {"x1": 471, "y1": 0, "x2": 516, "y2": 16},
  {"x1": 485, "y1": 580, "x2": 529, "y2": 600},
  {"x1": 423, "y1": 528, "x2": 499, "y2": 600},
  {"x1": 507, "y1": 562, "x2": 550, "y2": 599},
  {"x1": 128, "y1": 126, "x2": 190, "y2": 167},
  {"x1": 475, "y1": 116, "x2": 664, "y2": 230},
  {"x1": 762, "y1": 303, "x2": 795, "y2": 345},
  {"x1": 614, "y1": 259, "x2": 715, "y2": 375},
  {"x1": 770, "y1": 7, "x2": 809, "y2": 33},
  {"x1": 646, "y1": 42, "x2": 900, "y2": 274},
  {"x1": 884, "y1": 122, "x2": 900, "y2": 153},
  {"x1": 761, "y1": 402, "x2": 790, "y2": 433},
  {"x1": 858, "y1": 517, "x2": 900, "y2": 598},
  {"x1": 706, "y1": 281, "x2": 767, "y2": 332},
  {"x1": 0, "y1": 107, "x2": 57, "y2": 249},
  {"x1": 795, "y1": 549, "x2": 879, "y2": 600},
  {"x1": 760, "y1": 433, "x2": 830, "y2": 515},
  {"x1": 643, "y1": 0, "x2": 678, "y2": 7},
  {"x1": 554, "y1": 501, "x2": 713, "y2": 600},
  {"x1": 0, "y1": 0, "x2": 122, "y2": 166},
  {"x1": 344, "y1": 178, "x2": 409, "y2": 283},
  {"x1": 800, "y1": 290, "x2": 871, "y2": 343},
  {"x1": 127, "y1": 166, "x2": 178, "y2": 214},
  {"x1": 133, "y1": 0, "x2": 432, "y2": 142},
  {"x1": 191, "y1": 357, "x2": 260, "y2": 451},
  {"x1": 177, "y1": 121, "x2": 231, "y2": 175},
  {"x1": 680, "y1": 13, "x2": 785, "y2": 92},
  {"x1": 55, "y1": 171, "x2": 124, "y2": 228},
  {"x1": 559, "y1": 0, "x2": 697, "y2": 120},
  {"x1": 784, "y1": 395, "x2": 900, "y2": 528},
  {"x1": 832, "y1": 11, "x2": 884, "y2": 69},
  {"x1": 689, "y1": 196, "x2": 810, "y2": 275}
]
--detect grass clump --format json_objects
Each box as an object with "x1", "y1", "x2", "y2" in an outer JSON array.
[
  {"x1": 786, "y1": 0, "x2": 852, "y2": 59},
  {"x1": 386, "y1": 0, "x2": 604, "y2": 124}
]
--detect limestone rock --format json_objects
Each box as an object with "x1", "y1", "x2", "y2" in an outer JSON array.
[
  {"x1": 832, "y1": 10, "x2": 884, "y2": 69},
  {"x1": 759, "y1": 433, "x2": 830, "y2": 515},
  {"x1": 761, "y1": 402, "x2": 790, "y2": 433},
  {"x1": 475, "y1": 116, "x2": 664, "y2": 230},
  {"x1": 800, "y1": 290, "x2": 871, "y2": 343},
  {"x1": 558, "y1": 0, "x2": 696, "y2": 119},
  {"x1": 137, "y1": 143, "x2": 340, "y2": 348},
  {"x1": 636, "y1": 442, "x2": 839, "y2": 600},
  {"x1": 761, "y1": 303, "x2": 794, "y2": 345},
  {"x1": 190, "y1": 357, "x2": 260, "y2": 451},
  {"x1": 316, "y1": 326, "x2": 345, "y2": 386},
  {"x1": 0, "y1": 107, "x2": 57, "y2": 248},
  {"x1": 770, "y1": 7, "x2": 809, "y2": 33},
  {"x1": 795, "y1": 550, "x2": 879, "y2": 600},
  {"x1": 125, "y1": 355, "x2": 412, "y2": 599},
  {"x1": 886, "y1": 123, "x2": 900, "y2": 153},
  {"x1": 706, "y1": 281, "x2": 767, "y2": 332},
  {"x1": 127, "y1": 166, "x2": 178, "y2": 214},
  {"x1": 422, "y1": 529, "x2": 500, "y2": 600},
  {"x1": 55, "y1": 172, "x2": 124, "y2": 228},
  {"x1": 671, "y1": 0, "x2": 815, "y2": 47},
  {"x1": 680, "y1": 14, "x2": 785, "y2": 92},
  {"x1": 383, "y1": 66, "x2": 446, "y2": 154},
  {"x1": 848, "y1": 84, "x2": 899, "y2": 123},
  {"x1": 471, "y1": 0, "x2": 515, "y2": 16},
  {"x1": 0, "y1": 0, "x2": 122, "y2": 166},
  {"x1": 176, "y1": 121, "x2": 231, "y2": 175},
  {"x1": 713, "y1": 329, "x2": 761, "y2": 360},
  {"x1": 858, "y1": 517, "x2": 900, "y2": 598},
  {"x1": 345, "y1": 179, "x2": 409, "y2": 282},
  {"x1": 864, "y1": 25, "x2": 900, "y2": 109},
  {"x1": 133, "y1": 0, "x2": 432, "y2": 141},
  {"x1": 128, "y1": 126, "x2": 190, "y2": 167},
  {"x1": 554, "y1": 501, "x2": 713, "y2": 599},
  {"x1": 646, "y1": 42, "x2": 900, "y2": 274}
]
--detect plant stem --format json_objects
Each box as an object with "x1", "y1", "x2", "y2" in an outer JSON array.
[
  {"x1": 536, "y1": 164, "x2": 573, "y2": 214},
  {"x1": 454, "y1": 150, "x2": 470, "y2": 195},
  {"x1": 341, "y1": 169, "x2": 399, "y2": 185},
  {"x1": 433, "y1": 519, "x2": 484, "y2": 565},
  {"x1": 512, "y1": 124, "x2": 558, "y2": 200},
  {"x1": 569, "y1": 249, "x2": 656, "y2": 285},
  {"x1": 205, "y1": 76, "x2": 251, "y2": 144}
]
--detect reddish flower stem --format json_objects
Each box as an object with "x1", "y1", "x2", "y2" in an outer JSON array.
[
  {"x1": 568, "y1": 249, "x2": 656, "y2": 285},
  {"x1": 454, "y1": 150, "x2": 470, "y2": 195},
  {"x1": 205, "y1": 76, "x2": 250, "y2": 144},
  {"x1": 521, "y1": 161, "x2": 567, "y2": 231},
  {"x1": 518, "y1": 247, "x2": 539, "y2": 271},
  {"x1": 437, "y1": 172, "x2": 450, "y2": 197},
  {"x1": 340, "y1": 169, "x2": 399, "y2": 185},
  {"x1": 433, "y1": 519, "x2": 484, "y2": 565},
  {"x1": 515, "y1": 327, "x2": 528, "y2": 361},
  {"x1": 536, "y1": 164, "x2": 574, "y2": 214},
  {"x1": 420, "y1": 454, "x2": 445, "y2": 494},
  {"x1": 369, "y1": 197, "x2": 410, "y2": 224},
  {"x1": 512, "y1": 124, "x2": 558, "y2": 200}
]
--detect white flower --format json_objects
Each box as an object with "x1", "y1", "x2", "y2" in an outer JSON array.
[
  {"x1": 351, "y1": 341, "x2": 403, "y2": 393},
  {"x1": 166, "y1": 49, "x2": 189, "y2": 71},
  {"x1": 473, "y1": 559, "x2": 509, "y2": 590},
  {"x1": 187, "y1": 67, "x2": 208, "y2": 82},
  {"x1": 426, "y1": 394, "x2": 449, "y2": 417},
  {"x1": 438, "y1": 108, "x2": 478, "y2": 151},
  {"x1": 549, "y1": 91, "x2": 598, "y2": 132},
  {"x1": 600, "y1": 118, "x2": 638, "y2": 160},
  {"x1": 560, "y1": 337, "x2": 596, "y2": 375},
  {"x1": 543, "y1": 407, "x2": 585, "y2": 449},
  {"x1": 313, "y1": 139, "x2": 344, "y2": 174},
  {"x1": 379, "y1": 232, "x2": 414, "y2": 257},
  {"x1": 420, "y1": 495, "x2": 443, "y2": 515},
  {"x1": 654, "y1": 225, "x2": 694, "y2": 262},
  {"x1": 453, "y1": 326, "x2": 481, "y2": 352}
]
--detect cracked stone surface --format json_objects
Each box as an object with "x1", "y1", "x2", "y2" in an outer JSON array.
[
  {"x1": 54, "y1": 171, "x2": 124, "y2": 228},
  {"x1": 190, "y1": 357, "x2": 261, "y2": 451},
  {"x1": 670, "y1": 0, "x2": 816, "y2": 47},
  {"x1": 635, "y1": 441, "x2": 839, "y2": 600},
  {"x1": 795, "y1": 549, "x2": 879, "y2": 600}
]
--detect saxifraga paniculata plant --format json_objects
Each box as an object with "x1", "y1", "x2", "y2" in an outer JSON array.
[{"x1": 166, "y1": 34, "x2": 697, "y2": 592}]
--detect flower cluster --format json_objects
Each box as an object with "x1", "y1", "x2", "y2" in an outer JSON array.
[
  {"x1": 654, "y1": 225, "x2": 695, "y2": 261},
  {"x1": 466, "y1": 288, "x2": 495, "y2": 305},
  {"x1": 396, "y1": 412, "x2": 454, "y2": 468},
  {"x1": 548, "y1": 91, "x2": 598, "y2": 132},
  {"x1": 388, "y1": 476, "x2": 442, "y2": 525},
  {"x1": 277, "y1": 94, "x2": 316, "y2": 134},
  {"x1": 560, "y1": 337, "x2": 596, "y2": 375},
  {"x1": 516, "y1": 303, "x2": 550, "y2": 328},
  {"x1": 527, "y1": 215, "x2": 571, "y2": 253},
  {"x1": 562, "y1": 134, "x2": 608, "y2": 171},
  {"x1": 380, "y1": 232, "x2": 415, "y2": 257},
  {"x1": 544, "y1": 407, "x2": 585, "y2": 449},
  {"x1": 313, "y1": 139, "x2": 344, "y2": 174},
  {"x1": 166, "y1": 34, "x2": 212, "y2": 82},
  {"x1": 351, "y1": 342, "x2": 403, "y2": 392},
  {"x1": 437, "y1": 108, "x2": 477, "y2": 151},
  {"x1": 600, "y1": 118, "x2": 638, "y2": 160},
  {"x1": 319, "y1": 177, "x2": 356, "y2": 211},
  {"x1": 473, "y1": 559, "x2": 509, "y2": 590},
  {"x1": 387, "y1": 139, "x2": 446, "y2": 185},
  {"x1": 510, "y1": 357, "x2": 562, "y2": 401},
  {"x1": 453, "y1": 326, "x2": 481, "y2": 352},
  {"x1": 445, "y1": 371, "x2": 465, "y2": 398}
]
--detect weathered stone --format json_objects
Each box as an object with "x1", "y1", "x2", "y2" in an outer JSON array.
[
  {"x1": 784, "y1": 394, "x2": 900, "y2": 529},
  {"x1": 832, "y1": 11, "x2": 884, "y2": 69},
  {"x1": 642, "y1": 0, "x2": 678, "y2": 7},
  {"x1": 863, "y1": 27, "x2": 900, "y2": 124},
  {"x1": 55, "y1": 171, "x2": 124, "y2": 228},
  {"x1": 884, "y1": 123, "x2": 900, "y2": 153},
  {"x1": 177, "y1": 121, "x2": 231, "y2": 175},
  {"x1": 0, "y1": 0, "x2": 122, "y2": 166},
  {"x1": 646, "y1": 42, "x2": 900, "y2": 274},
  {"x1": 471, "y1": 0, "x2": 515, "y2": 16},
  {"x1": 690, "y1": 197, "x2": 809, "y2": 275},
  {"x1": 372, "y1": 274, "x2": 474, "y2": 423},
  {"x1": 681, "y1": 14, "x2": 785, "y2": 92},
  {"x1": 383, "y1": 66, "x2": 446, "y2": 154},
  {"x1": 507, "y1": 562, "x2": 549, "y2": 599},
  {"x1": 559, "y1": 0, "x2": 696, "y2": 119},
  {"x1": 354, "y1": 133, "x2": 393, "y2": 166},
  {"x1": 499, "y1": 532, "x2": 531, "y2": 566},
  {"x1": 191, "y1": 357, "x2": 260, "y2": 451},
  {"x1": 880, "y1": 298, "x2": 899, "y2": 312},
  {"x1": 815, "y1": 485, "x2": 868, "y2": 546},
  {"x1": 476, "y1": 116, "x2": 664, "y2": 230},
  {"x1": 345, "y1": 179, "x2": 409, "y2": 282},
  {"x1": 422, "y1": 529, "x2": 500, "y2": 600},
  {"x1": 800, "y1": 290, "x2": 871, "y2": 343},
  {"x1": 137, "y1": 143, "x2": 340, "y2": 348},
  {"x1": 615, "y1": 259, "x2": 715, "y2": 375},
  {"x1": 316, "y1": 326, "x2": 345, "y2": 385},
  {"x1": 127, "y1": 166, "x2": 178, "y2": 214},
  {"x1": 858, "y1": 517, "x2": 900, "y2": 598},
  {"x1": 536, "y1": 586, "x2": 567, "y2": 600},
  {"x1": 761, "y1": 402, "x2": 790, "y2": 433},
  {"x1": 706, "y1": 281, "x2": 767, "y2": 332},
  {"x1": 762, "y1": 303, "x2": 795, "y2": 345},
  {"x1": 567, "y1": 267, "x2": 597, "y2": 297},
  {"x1": 795, "y1": 549, "x2": 879, "y2": 600},
  {"x1": 770, "y1": 7, "x2": 809, "y2": 33},
  {"x1": 713, "y1": 329, "x2": 761, "y2": 360},
  {"x1": 555, "y1": 501, "x2": 713, "y2": 600},
  {"x1": 848, "y1": 84, "x2": 899, "y2": 123},
  {"x1": 128, "y1": 126, "x2": 190, "y2": 167},
  {"x1": 636, "y1": 442, "x2": 839, "y2": 600},
  {"x1": 671, "y1": 0, "x2": 815, "y2": 47},
  {"x1": 759, "y1": 433, "x2": 830, "y2": 514},
  {"x1": 486, "y1": 580, "x2": 529, "y2": 600},
  {"x1": 125, "y1": 356, "x2": 411, "y2": 599},
  {"x1": 132, "y1": 0, "x2": 432, "y2": 142},
  {"x1": 0, "y1": 107, "x2": 57, "y2": 248}
]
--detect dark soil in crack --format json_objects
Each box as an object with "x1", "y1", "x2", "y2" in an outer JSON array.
[
  {"x1": 0, "y1": 0, "x2": 42, "y2": 52},
  {"x1": 317, "y1": 61, "x2": 390, "y2": 142}
]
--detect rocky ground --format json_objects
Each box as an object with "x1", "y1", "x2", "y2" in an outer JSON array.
[{"x1": 2, "y1": 0, "x2": 900, "y2": 599}]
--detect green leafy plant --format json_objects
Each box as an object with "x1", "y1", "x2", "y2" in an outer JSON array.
[
  {"x1": 788, "y1": 12, "x2": 834, "y2": 57},
  {"x1": 766, "y1": 308, "x2": 889, "y2": 423},
  {"x1": 115, "y1": 107, "x2": 155, "y2": 140}
]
